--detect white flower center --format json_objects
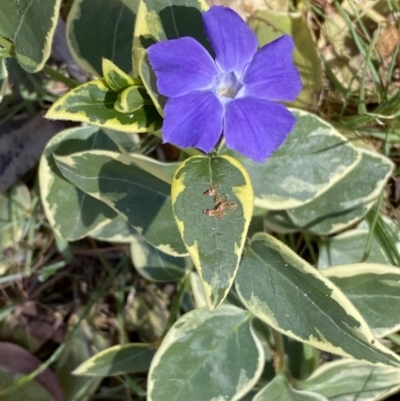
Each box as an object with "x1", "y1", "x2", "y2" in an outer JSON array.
[{"x1": 214, "y1": 71, "x2": 243, "y2": 100}]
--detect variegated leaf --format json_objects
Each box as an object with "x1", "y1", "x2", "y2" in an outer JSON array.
[
  {"x1": 114, "y1": 86, "x2": 151, "y2": 114},
  {"x1": 298, "y1": 359, "x2": 400, "y2": 401},
  {"x1": 171, "y1": 155, "x2": 254, "y2": 309},
  {"x1": 102, "y1": 58, "x2": 138, "y2": 92},
  {"x1": 220, "y1": 109, "x2": 360, "y2": 210},
  {"x1": 46, "y1": 79, "x2": 161, "y2": 133},
  {"x1": 288, "y1": 149, "x2": 393, "y2": 235},
  {"x1": 253, "y1": 374, "x2": 328, "y2": 401},
  {"x1": 90, "y1": 214, "x2": 138, "y2": 243},
  {"x1": 318, "y1": 229, "x2": 390, "y2": 269},
  {"x1": 133, "y1": 47, "x2": 165, "y2": 115},
  {"x1": 148, "y1": 306, "x2": 264, "y2": 401},
  {"x1": 73, "y1": 343, "x2": 155, "y2": 376},
  {"x1": 0, "y1": 0, "x2": 62, "y2": 72},
  {"x1": 130, "y1": 234, "x2": 189, "y2": 282},
  {"x1": 323, "y1": 264, "x2": 400, "y2": 338},
  {"x1": 39, "y1": 126, "x2": 119, "y2": 241},
  {"x1": 236, "y1": 233, "x2": 400, "y2": 366},
  {"x1": 67, "y1": 0, "x2": 139, "y2": 75},
  {"x1": 133, "y1": 0, "x2": 209, "y2": 50},
  {"x1": 53, "y1": 150, "x2": 187, "y2": 256}
]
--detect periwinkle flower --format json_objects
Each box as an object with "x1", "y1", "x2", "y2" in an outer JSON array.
[{"x1": 148, "y1": 6, "x2": 302, "y2": 162}]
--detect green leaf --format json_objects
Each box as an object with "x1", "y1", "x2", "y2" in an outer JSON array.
[
  {"x1": 318, "y1": 229, "x2": 390, "y2": 269},
  {"x1": 253, "y1": 374, "x2": 328, "y2": 401},
  {"x1": 73, "y1": 343, "x2": 155, "y2": 376},
  {"x1": 220, "y1": 109, "x2": 360, "y2": 210},
  {"x1": 67, "y1": 0, "x2": 139, "y2": 76},
  {"x1": 323, "y1": 264, "x2": 400, "y2": 338},
  {"x1": 171, "y1": 155, "x2": 254, "y2": 309},
  {"x1": 235, "y1": 233, "x2": 400, "y2": 366},
  {"x1": 114, "y1": 86, "x2": 151, "y2": 114},
  {"x1": 288, "y1": 149, "x2": 393, "y2": 235},
  {"x1": 102, "y1": 59, "x2": 138, "y2": 92},
  {"x1": 0, "y1": 0, "x2": 62, "y2": 72},
  {"x1": 133, "y1": 0, "x2": 209, "y2": 50},
  {"x1": 130, "y1": 234, "x2": 189, "y2": 282},
  {"x1": 46, "y1": 79, "x2": 161, "y2": 133},
  {"x1": 148, "y1": 305, "x2": 264, "y2": 401},
  {"x1": 298, "y1": 359, "x2": 400, "y2": 401},
  {"x1": 250, "y1": 10, "x2": 323, "y2": 109},
  {"x1": 53, "y1": 150, "x2": 187, "y2": 256},
  {"x1": 39, "y1": 126, "x2": 119, "y2": 241}
]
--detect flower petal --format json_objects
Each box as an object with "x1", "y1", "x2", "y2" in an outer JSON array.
[
  {"x1": 148, "y1": 37, "x2": 218, "y2": 98},
  {"x1": 241, "y1": 35, "x2": 302, "y2": 102},
  {"x1": 224, "y1": 97, "x2": 296, "y2": 162},
  {"x1": 202, "y1": 6, "x2": 258, "y2": 76},
  {"x1": 162, "y1": 90, "x2": 223, "y2": 153}
]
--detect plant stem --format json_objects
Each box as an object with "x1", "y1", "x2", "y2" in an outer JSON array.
[
  {"x1": 271, "y1": 328, "x2": 286, "y2": 374},
  {"x1": 42, "y1": 64, "x2": 79, "y2": 89}
]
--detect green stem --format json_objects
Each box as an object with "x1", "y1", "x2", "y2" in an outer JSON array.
[
  {"x1": 271, "y1": 328, "x2": 286, "y2": 374},
  {"x1": 41, "y1": 64, "x2": 79, "y2": 89}
]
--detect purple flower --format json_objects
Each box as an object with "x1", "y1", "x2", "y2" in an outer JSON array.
[{"x1": 148, "y1": 6, "x2": 302, "y2": 162}]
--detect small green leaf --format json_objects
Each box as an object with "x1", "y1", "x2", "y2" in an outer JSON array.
[
  {"x1": 221, "y1": 109, "x2": 360, "y2": 210},
  {"x1": 67, "y1": 0, "x2": 139, "y2": 75},
  {"x1": 46, "y1": 79, "x2": 161, "y2": 133},
  {"x1": 53, "y1": 150, "x2": 187, "y2": 256},
  {"x1": 171, "y1": 155, "x2": 254, "y2": 309},
  {"x1": 0, "y1": 0, "x2": 62, "y2": 72},
  {"x1": 130, "y1": 235, "x2": 189, "y2": 282},
  {"x1": 298, "y1": 359, "x2": 400, "y2": 401},
  {"x1": 102, "y1": 58, "x2": 138, "y2": 91},
  {"x1": 236, "y1": 233, "x2": 400, "y2": 366},
  {"x1": 148, "y1": 306, "x2": 264, "y2": 401},
  {"x1": 253, "y1": 374, "x2": 328, "y2": 401},
  {"x1": 114, "y1": 86, "x2": 151, "y2": 114},
  {"x1": 318, "y1": 229, "x2": 390, "y2": 269},
  {"x1": 73, "y1": 343, "x2": 155, "y2": 376},
  {"x1": 288, "y1": 149, "x2": 393, "y2": 235},
  {"x1": 323, "y1": 264, "x2": 400, "y2": 338}
]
